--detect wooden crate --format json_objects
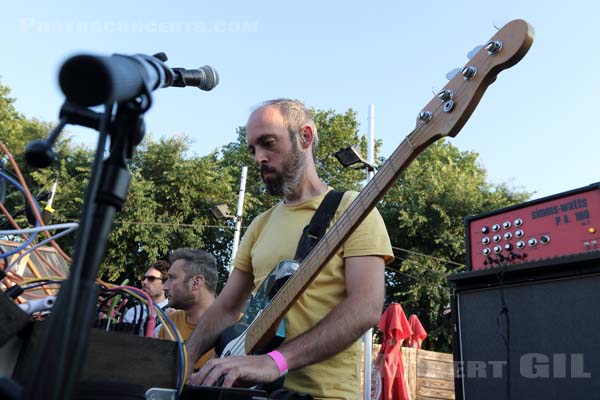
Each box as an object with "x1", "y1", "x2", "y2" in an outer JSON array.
[{"x1": 363, "y1": 344, "x2": 455, "y2": 399}]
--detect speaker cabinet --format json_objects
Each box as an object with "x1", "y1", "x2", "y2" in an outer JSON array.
[{"x1": 449, "y1": 255, "x2": 600, "y2": 399}]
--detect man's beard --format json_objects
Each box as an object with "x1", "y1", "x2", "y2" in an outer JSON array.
[
  {"x1": 260, "y1": 140, "x2": 306, "y2": 197},
  {"x1": 168, "y1": 290, "x2": 195, "y2": 310}
]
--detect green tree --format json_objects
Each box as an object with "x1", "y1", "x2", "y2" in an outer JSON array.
[
  {"x1": 0, "y1": 81, "x2": 68, "y2": 226},
  {"x1": 2, "y1": 80, "x2": 534, "y2": 354},
  {"x1": 379, "y1": 140, "x2": 531, "y2": 352},
  {"x1": 1, "y1": 79, "x2": 238, "y2": 285},
  {"x1": 214, "y1": 107, "x2": 376, "y2": 287},
  {"x1": 218, "y1": 108, "x2": 375, "y2": 223},
  {"x1": 98, "y1": 135, "x2": 237, "y2": 284}
]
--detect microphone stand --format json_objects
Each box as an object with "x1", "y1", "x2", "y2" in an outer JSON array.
[{"x1": 23, "y1": 95, "x2": 149, "y2": 400}]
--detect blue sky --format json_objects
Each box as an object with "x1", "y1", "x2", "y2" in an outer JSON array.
[{"x1": 0, "y1": 1, "x2": 597, "y2": 200}]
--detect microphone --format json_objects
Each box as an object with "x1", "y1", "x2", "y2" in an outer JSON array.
[
  {"x1": 58, "y1": 53, "x2": 219, "y2": 107},
  {"x1": 172, "y1": 65, "x2": 219, "y2": 91}
]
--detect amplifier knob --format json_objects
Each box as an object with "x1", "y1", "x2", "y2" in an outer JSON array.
[
  {"x1": 504, "y1": 243, "x2": 513, "y2": 251},
  {"x1": 494, "y1": 245, "x2": 502, "y2": 253},
  {"x1": 492, "y1": 224, "x2": 501, "y2": 232},
  {"x1": 503, "y1": 221, "x2": 511, "y2": 229},
  {"x1": 540, "y1": 235, "x2": 551, "y2": 244},
  {"x1": 515, "y1": 229, "x2": 524, "y2": 238},
  {"x1": 482, "y1": 237, "x2": 490, "y2": 245},
  {"x1": 481, "y1": 226, "x2": 490, "y2": 234},
  {"x1": 528, "y1": 238, "x2": 538, "y2": 247},
  {"x1": 483, "y1": 248, "x2": 491, "y2": 255},
  {"x1": 493, "y1": 234, "x2": 501, "y2": 242},
  {"x1": 514, "y1": 218, "x2": 523, "y2": 226},
  {"x1": 504, "y1": 232, "x2": 513, "y2": 240},
  {"x1": 516, "y1": 240, "x2": 526, "y2": 249}
]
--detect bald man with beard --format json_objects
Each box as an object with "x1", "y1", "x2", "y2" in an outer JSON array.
[{"x1": 186, "y1": 99, "x2": 393, "y2": 399}]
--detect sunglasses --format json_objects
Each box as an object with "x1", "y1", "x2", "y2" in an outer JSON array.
[{"x1": 142, "y1": 275, "x2": 164, "y2": 283}]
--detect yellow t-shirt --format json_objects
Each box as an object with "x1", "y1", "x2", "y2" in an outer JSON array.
[
  {"x1": 158, "y1": 309, "x2": 214, "y2": 371},
  {"x1": 234, "y1": 190, "x2": 394, "y2": 399}
]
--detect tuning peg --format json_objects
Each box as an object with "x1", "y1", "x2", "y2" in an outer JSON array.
[
  {"x1": 467, "y1": 45, "x2": 483, "y2": 59},
  {"x1": 445, "y1": 67, "x2": 461, "y2": 81}
]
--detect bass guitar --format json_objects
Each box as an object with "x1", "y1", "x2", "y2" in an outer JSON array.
[{"x1": 216, "y1": 19, "x2": 535, "y2": 369}]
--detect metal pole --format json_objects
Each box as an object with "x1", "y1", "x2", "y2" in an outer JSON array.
[
  {"x1": 363, "y1": 104, "x2": 375, "y2": 400},
  {"x1": 367, "y1": 104, "x2": 375, "y2": 182},
  {"x1": 230, "y1": 166, "x2": 247, "y2": 272}
]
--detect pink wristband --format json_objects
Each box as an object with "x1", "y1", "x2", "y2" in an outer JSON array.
[{"x1": 266, "y1": 350, "x2": 288, "y2": 376}]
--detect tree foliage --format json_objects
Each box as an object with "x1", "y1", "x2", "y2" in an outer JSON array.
[
  {"x1": 379, "y1": 140, "x2": 531, "y2": 351},
  {"x1": 1, "y1": 81, "x2": 532, "y2": 351}
]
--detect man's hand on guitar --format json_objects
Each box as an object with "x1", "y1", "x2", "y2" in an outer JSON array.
[{"x1": 188, "y1": 354, "x2": 281, "y2": 387}]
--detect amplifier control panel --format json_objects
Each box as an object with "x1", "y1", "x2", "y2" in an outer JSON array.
[{"x1": 467, "y1": 184, "x2": 600, "y2": 271}]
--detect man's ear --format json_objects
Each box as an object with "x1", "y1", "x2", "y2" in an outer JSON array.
[
  {"x1": 300, "y1": 125, "x2": 314, "y2": 149},
  {"x1": 192, "y1": 275, "x2": 204, "y2": 289}
]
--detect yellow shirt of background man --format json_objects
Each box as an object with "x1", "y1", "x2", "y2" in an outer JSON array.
[
  {"x1": 234, "y1": 190, "x2": 394, "y2": 400},
  {"x1": 158, "y1": 309, "x2": 215, "y2": 371}
]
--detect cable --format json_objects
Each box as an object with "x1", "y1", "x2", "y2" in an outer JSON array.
[
  {"x1": 103, "y1": 284, "x2": 155, "y2": 337},
  {"x1": 21, "y1": 276, "x2": 64, "y2": 285},
  {"x1": 100, "y1": 283, "x2": 187, "y2": 393},
  {"x1": 0, "y1": 202, "x2": 67, "y2": 277},
  {"x1": 113, "y1": 221, "x2": 237, "y2": 229},
  {"x1": 391, "y1": 245, "x2": 465, "y2": 268},
  {"x1": 18, "y1": 295, "x2": 57, "y2": 314},
  {"x1": 5, "y1": 224, "x2": 78, "y2": 273},
  {"x1": 0, "y1": 141, "x2": 72, "y2": 263},
  {"x1": 384, "y1": 265, "x2": 421, "y2": 282},
  {"x1": 21, "y1": 281, "x2": 63, "y2": 292},
  {"x1": 0, "y1": 210, "x2": 39, "y2": 261},
  {"x1": 155, "y1": 304, "x2": 187, "y2": 394},
  {"x1": 0, "y1": 222, "x2": 78, "y2": 236},
  {"x1": 0, "y1": 170, "x2": 42, "y2": 217},
  {"x1": 494, "y1": 269, "x2": 511, "y2": 399},
  {"x1": 42, "y1": 218, "x2": 242, "y2": 230},
  {"x1": 18, "y1": 277, "x2": 186, "y2": 394},
  {"x1": 0, "y1": 246, "x2": 7, "y2": 271}
]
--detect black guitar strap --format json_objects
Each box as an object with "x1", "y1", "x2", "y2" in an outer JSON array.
[{"x1": 293, "y1": 190, "x2": 344, "y2": 262}]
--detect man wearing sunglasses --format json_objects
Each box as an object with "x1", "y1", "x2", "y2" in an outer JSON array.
[{"x1": 123, "y1": 260, "x2": 170, "y2": 335}]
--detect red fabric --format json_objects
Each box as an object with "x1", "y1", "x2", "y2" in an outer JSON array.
[
  {"x1": 406, "y1": 314, "x2": 427, "y2": 349},
  {"x1": 376, "y1": 303, "x2": 412, "y2": 400}
]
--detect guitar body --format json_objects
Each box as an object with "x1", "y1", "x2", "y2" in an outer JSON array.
[
  {"x1": 216, "y1": 259, "x2": 300, "y2": 357},
  {"x1": 215, "y1": 260, "x2": 299, "y2": 392}
]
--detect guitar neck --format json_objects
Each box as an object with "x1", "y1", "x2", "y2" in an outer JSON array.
[
  {"x1": 244, "y1": 131, "x2": 430, "y2": 353},
  {"x1": 243, "y1": 18, "x2": 534, "y2": 354}
]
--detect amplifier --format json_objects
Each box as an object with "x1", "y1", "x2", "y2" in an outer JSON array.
[
  {"x1": 448, "y1": 257, "x2": 600, "y2": 400},
  {"x1": 466, "y1": 182, "x2": 600, "y2": 271}
]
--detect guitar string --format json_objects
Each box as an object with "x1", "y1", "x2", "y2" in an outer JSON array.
[
  {"x1": 225, "y1": 43, "x2": 502, "y2": 358},
  {"x1": 225, "y1": 113, "x2": 443, "y2": 358},
  {"x1": 226, "y1": 59, "x2": 484, "y2": 358}
]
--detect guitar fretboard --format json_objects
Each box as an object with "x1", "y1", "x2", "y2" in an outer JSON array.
[
  {"x1": 242, "y1": 18, "x2": 534, "y2": 354},
  {"x1": 244, "y1": 130, "x2": 432, "y2": 353}
]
